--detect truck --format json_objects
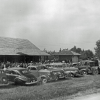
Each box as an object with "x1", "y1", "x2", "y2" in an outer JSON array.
[{"x1": 76, "y1": 60, "x2": 100, "y2": 75}]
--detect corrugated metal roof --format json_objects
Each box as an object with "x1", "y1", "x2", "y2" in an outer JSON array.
[
  {"x1": 0, "y1": 37, "x2": 39, "y2": 49},
  {"x1": 0, "y1": 48, "x2": 19, "y2": 55},
  {"x1": 17, "y1": 49, "x2": 49, "y2": 56},
  {"x1": 0, "y1": 37, "x2": 49, "y2": 56},
  {"x1": 71, "y1": 51, "x2": 81, "y2": 56},
  {"x1": 52, "y1": 50, "x2": 80, "y2": 56}
]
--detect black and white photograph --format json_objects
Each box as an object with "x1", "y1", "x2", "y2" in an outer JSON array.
[{"x1": 0, "y1": 0, "x2": 100, "y2": 100}]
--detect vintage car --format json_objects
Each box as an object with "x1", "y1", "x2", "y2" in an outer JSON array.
[
  {"x1": 0, "y1": 69, "x2": 8, "y2": 85},
  {"x1": 43, "y1": 64, "x2": 71, "y2": 79},
  {"x1": 5, "y1": 67, "x2": 38, "y2": 85},
  {"x1": 77, "y1": 60, "x2": 100, "y2": 75},
  {"x1": 27, "y1": 65, "x2": 69, "y2": 84},
  {"x1": 48, "y1": 63, "x2": 81, "y2": 77}
]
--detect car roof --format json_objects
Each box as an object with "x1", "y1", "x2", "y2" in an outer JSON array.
[
  {"x1": 7, "y1": 67, "x2": 26, "y2": 71},
  {"x1": 50, "y1": 63, "x2": 65, "y2": 66},
  {"x1": 28, "y1": 66, "x2": 37, "y2": 68},
  {"x1": 83, "y1": 60, "x2": 94, "y2": 63}
]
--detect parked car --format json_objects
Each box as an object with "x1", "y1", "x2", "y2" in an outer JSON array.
[
  {"x1": 77, "y1": 60, "x2": 100, "y2": 75},
  {"x1": 44, "y1": 64, "x2": 71, "y2": 80},
  {"x1": 5, "y1": 67, "x2": 38, "y2": 85},
  {"x1": 45, "y1": 63, "x2": 72, "y2": 78},
  {"x1": 48, "y1": 63, "x2": 82, "y2": 77},
  {"x1": 0, "y1": 69, "x2": 8, "y2": 85},
  {"x1": 27, "y1": 65, "x2": 68, "y2": 84}
]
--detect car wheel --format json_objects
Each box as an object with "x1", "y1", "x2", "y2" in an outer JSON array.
[
  {"x1": 41, "y1": 77, "x2": 47, "y2": 84},
  {"x1": 54, "y1": 75, "x2": 59, "y2": 81},
  {"x1": 70, "y1": 73, "x2": 74, "y2": 77},
  {"x1": 64, "y1": 73, "x2": 71, "y2": 79},
  {"x1": 92, "y1": 69, "x2": 98, "y2": 75},
  {"x1": 64, "y1": 74, "x2": 68, "y2": 79},
  {"x1": 81, "y1": 71, "x2": 87, "y2": 76},
  {"x1": 1, "y1": 77, "x2": 8, "y2": 84}
]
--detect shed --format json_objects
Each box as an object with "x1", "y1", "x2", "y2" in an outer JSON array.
[{"x1": 52, "y1": 49, "x2": 81, "y2": 63}]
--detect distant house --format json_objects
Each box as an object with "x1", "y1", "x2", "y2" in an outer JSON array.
[
  {"x1": 0, "y1": 37, "x2": 49, "y2": 63},
  {"x1": 52, "y1": 49, "x2": 81, "y2": 63}
]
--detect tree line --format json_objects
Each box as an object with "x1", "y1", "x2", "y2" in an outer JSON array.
[
  {"x1": 70, "y1": 46, "x2": 94, "y2": 60},
  {"x1": 44, "y1": 40, "x2": 100, "y2": 60}
]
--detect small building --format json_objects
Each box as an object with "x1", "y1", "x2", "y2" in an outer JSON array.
[
  {"x1": 52, "y1": 49, "x2": 81, "y2": 63},
  {"x1": 0, "y1": 37, "x2": 49, "y2": 63}
]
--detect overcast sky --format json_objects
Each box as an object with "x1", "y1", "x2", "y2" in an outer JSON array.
[{"x1": 0, "y1": 0, "x2": 100, "y2": 52}]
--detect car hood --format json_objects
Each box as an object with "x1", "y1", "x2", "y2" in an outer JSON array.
[
  {"x1": 78, "y1": 66, "x2": 88, "y2": 70},
  {"x1": 47, "y1": 68, "x2": 63, "y2": 71},
  {"x1": 23, "y1": 73, "x2": 37, "y2": 80},
  {"x1": 63, "y1": 67, "x2": 78, "y2": 71},
  {"x1": 47, "y1": 67, "x2": 78, "y2": 71},
  {"x1": 39, "y1": 69, "x2": 50, "y2": 73}
]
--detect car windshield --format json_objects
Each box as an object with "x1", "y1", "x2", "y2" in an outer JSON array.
[
  {"x1": 90, "y1": 62, "x2": 95, "y2": 66},
  {"x1": 84, "y1": 61, "x2": 95, "y2": 66},
  {"x1": 52, "y1": 65, "x2": 65, "y2": 68}
]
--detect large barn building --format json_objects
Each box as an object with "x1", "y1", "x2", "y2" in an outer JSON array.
[{"x1": 0, "y1": 37, "x2": 49, "y2": 63}]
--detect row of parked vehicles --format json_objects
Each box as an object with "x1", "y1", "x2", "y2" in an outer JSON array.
[{"x1": 0, "y1": 59, "x2": 100, "y2": 86}]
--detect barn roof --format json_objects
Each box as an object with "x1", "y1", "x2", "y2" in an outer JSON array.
[
  {"x1": 52, "y1": 49, "x2": 80, "y2": 56},
  {"x1": 0, "y1": 37, "x2": 49, "y2": 56}
]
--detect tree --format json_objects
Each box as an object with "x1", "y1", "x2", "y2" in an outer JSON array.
[
  {"x1": 43, "y1": 48, "x2": 47, "y2": 53},
  {"x1": 70, "y1": 46, "x2": 82, "y2": 54},
  {"x1": 80, "y1": 51, "x2": 87, "y2": 60},
  {"x1": 76, "y1": 48, "x2": 82, "y2": 53},
  {"x1": 84, "y1": 50, "x2": 94, "y2": 59},
  {"x1": 95, "y1": 40, "x2": 100, "y2": 59},
  {"x1": 70, "y1": 46, "x2": 77, "y2": 52},
  {"x1": 70, "y1": 46, "x2": 94, "y2": 60},
  {"x1": 59, "y1": 48, "x2": 62, "y2": 52}
]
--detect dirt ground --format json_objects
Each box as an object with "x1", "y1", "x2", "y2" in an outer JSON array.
[
  {"x1": 67, "y1": 92, "x2": 100, "y2": 100},
  {"x1": 50, "y1": 89, "x2": 100, "y2": 100}
]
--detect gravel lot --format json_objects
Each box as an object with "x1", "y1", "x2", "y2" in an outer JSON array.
[{"x1": 0, "y1": 75, "x2": 100, "y2": 100}]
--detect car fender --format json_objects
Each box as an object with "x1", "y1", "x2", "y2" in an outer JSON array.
[
  {"x1": 80, "y1": 69, "x2": 87, "y2": 71},
  {"x1": 37, "y1": 75, "x2": 47, "y2": 82},
  {"x1": 70, "y1": 70, "x2": 77, "y2": 73},
  {"x1": 91, "y1": 67, "x2": 98, "y2": 69},
  {"x1": 64, "y1": 71, "x2": 71, "y2": 74},
  {"x1": 40, "y1": 75, "x2": 47, "y2": 79},
  {"x1": 15, "y1": 76, "x2": 27, "y2": 82}
]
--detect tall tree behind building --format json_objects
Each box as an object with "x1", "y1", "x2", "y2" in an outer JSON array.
[
  {"x1": 70, "y1": 46, "x2": 94, "y2": 60},
  {"x1": 95, "y1": 40, "x2": 100, "y2": 59}
]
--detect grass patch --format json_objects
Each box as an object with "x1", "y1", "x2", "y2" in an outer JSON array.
[{"x1": 0, "y1": 75, "x2": 100, "y2": 100}]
